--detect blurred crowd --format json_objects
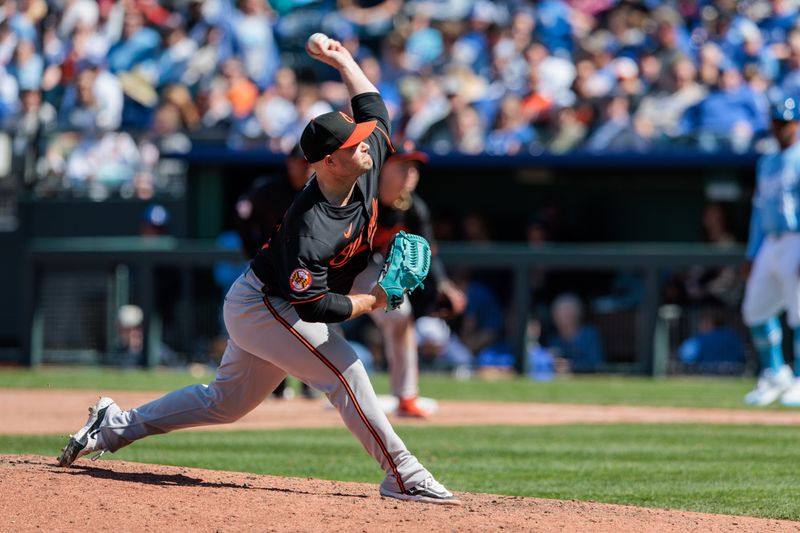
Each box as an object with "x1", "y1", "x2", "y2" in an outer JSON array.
[
  {"x1": 4, "y1": 0, "x2": 800, "y2": 197},
  {"x1": 7, "y1": 0, "x2": 761, "y2": 373}
]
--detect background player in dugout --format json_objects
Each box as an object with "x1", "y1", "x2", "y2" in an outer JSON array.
[
  {"x1": 351, "y1": 142, "x2": 466, "y2": 417},
  {"x1": 57, "y1": 35, "x2": 460, "y2": 505}
]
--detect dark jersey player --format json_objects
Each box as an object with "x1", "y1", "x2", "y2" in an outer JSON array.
[
  {"x1": 58, "y1": 36, "x2": 460, "y2": 506},
  {"x1": 351, "y1": 143, "x2": 466, "y2": 417}
]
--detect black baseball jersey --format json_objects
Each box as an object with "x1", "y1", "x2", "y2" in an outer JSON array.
[{"x1": 251, "y1": 92, "x2": 393, "y2": 308}]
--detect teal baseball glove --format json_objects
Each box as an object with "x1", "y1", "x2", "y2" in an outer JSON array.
[{"x1": 377, "y1": 231, "x2": 431, "y2": 311}]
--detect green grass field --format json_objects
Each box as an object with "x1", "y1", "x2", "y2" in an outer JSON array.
[
  {"x1": 1, "y1": 368, "x2": 798, "y2": 520},
  {"x1": 0, "y1": 366, "x2": 762, "y2": 408}
]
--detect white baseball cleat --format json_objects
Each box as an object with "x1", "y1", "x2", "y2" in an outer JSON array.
[
  {"x1": 57, "y1": 396, "x2": 117, "y2": 467},
  {"x1": 744, "y1": 365, "x2": 794, "y2": 406},
  {"x1": 380, "y1": 475, "x2": 462, "y2": 505},
  {"x1": 780, "y1": 378, "x2": 800, "y2": 406}
]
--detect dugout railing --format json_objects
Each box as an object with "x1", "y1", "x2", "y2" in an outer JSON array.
[{"x1": 21, "y1": 238, "x2": 745, "y2": 376}]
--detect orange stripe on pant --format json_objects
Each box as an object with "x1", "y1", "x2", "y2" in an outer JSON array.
[{"x1": 262, "y1": 296, "x2": 406, "y2": 493}]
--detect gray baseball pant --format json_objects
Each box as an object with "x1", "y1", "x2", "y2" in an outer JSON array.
[{"x1": 97, "y1": 268, "x2": 430, "y2": 492}]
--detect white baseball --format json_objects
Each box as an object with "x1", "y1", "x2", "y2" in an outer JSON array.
[{"x1": 307, "y1": 33, "x2": 329, "y2": 55}]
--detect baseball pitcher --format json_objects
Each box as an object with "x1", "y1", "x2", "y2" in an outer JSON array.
[{"x1": 57, "y1": 35, "x2": 460, "y2": 505}]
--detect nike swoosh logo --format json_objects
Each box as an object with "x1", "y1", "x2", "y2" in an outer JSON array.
[{"x1": 343, "y1": 223, "x2": 353, "y2": 239}]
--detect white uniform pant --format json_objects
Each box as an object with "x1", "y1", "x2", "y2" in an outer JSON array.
[
  {"x1": 742, "y1": 233, "x2": 800, "y2": 327},
  {"x1": 351, "y1": 259, "x2": 418, "y2": 399},
  {"x1": 97, "y1": 268, "x2": 430, "y2": 493}
]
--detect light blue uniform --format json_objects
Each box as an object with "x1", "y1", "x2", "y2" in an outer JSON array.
[
  {"x1": 743, "y1": 141, "x2": 800, "y2": 328},
  {"x1": 745, "y1": 141, "x2": 800, "y2": 260},
  {"x1": 741, "y1": 98, "x2": 800, "y2": 405}
]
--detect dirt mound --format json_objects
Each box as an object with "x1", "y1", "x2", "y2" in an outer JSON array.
[{"x1": 1, "y1": 455, "x2": 795, "y2": 532}]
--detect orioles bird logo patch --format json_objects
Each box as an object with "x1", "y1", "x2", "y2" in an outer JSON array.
[{"x1": 289, "y1": 268, "x2": 312, "y2": 292}]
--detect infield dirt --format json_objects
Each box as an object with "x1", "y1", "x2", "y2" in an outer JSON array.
[
  {"x1": 2, "y1": 454, "x2": 798, "y2": 532},
  {"x1": 2, "y1": 389, "x2": 799, "y2": 531}
]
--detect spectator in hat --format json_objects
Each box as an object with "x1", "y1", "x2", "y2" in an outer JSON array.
[
  {"x1": 136, "y1": 101, "x2": 192, "y2": 199},
  {"x1": 451, "y1": 1, "x2": 496, "y2": 76},
  {"x1": 58, "y1": 0, "x2": 100, "y2": 41},
  {"x1": 544, "y1": 292, "x2": 605, "y2": 374},
  {"x1": 106, "y1": 8, "x2": 161, "y2": 74},
  {"x1": 760, "y1": 0, "x2": 798, "y2": 48},
  {"x1": 548, "y1": 105, "x2": 588, "y2": 154},
  {"x1": 358, "y1": 56, "x2": 402, "y2": 130},
  {"x1": 730, "y1": 18, "x2": 779, "y2": 82},
  {"x1": 535, "y1": 0, "x2": 572, "y2": 56},
  {"x1": 9, "y1": 38, "x2": 43, "y2": 91},
  {"x1": 336, "y1": 0, "x2": 404, "y2": 43},
  {"x1": 415, "y1": 316, "x2": 473, "y2": 374},
  {"x1": 404, "y1": 9, "x2": 444, "y2": 71},
  {"x1": 417, "y1": 100, "x2": 487, "y2": 155},
  {"x1": 63, "y1": 130, "x2": 141, "y2": 198},
  {"x1": 485, "y1": 94, "x2": 537, "y2": 155},
  {"x1": 155, "y1": 23, "x2": 198, "y2": 88},
  {"x1": 679, "y1": 64, "x2": 768, "y2": 151},
  {"x1": 254, "y1": 66, "x2": 299, "y2": 146},
  {"x1": 59, "y1": 64, "x2": 123, "y2": 132},
  {"x1": 634, "y1": 56, "x2": 707, "y2": 143},
  {"x1": 677, "y1": 309, "x2": 746, "y2": 375},
  {"x1": 651, "y1": 7, "x2": 692, "y2": 78},
  {"x1": 586, "y1": 94, "x2": 648, "y2": 152},
  {"x1": 4, "y1": 88, "x2": 57, "y2": 186},
  {"x1": 230, "y1": 0, "x2": 280, "y2": 90}
]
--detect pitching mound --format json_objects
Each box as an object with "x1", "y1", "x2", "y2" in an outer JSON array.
[{"x1": 2, "y1": 455, "x2": 795, "y2": 532}]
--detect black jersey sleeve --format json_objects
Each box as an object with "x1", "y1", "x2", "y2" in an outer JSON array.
[
  {"x1": 352, "y1": 92, "x2": 394, "y2": 166},
  {"x1": 281, "y1": 235, "x2": 333, "y2": 304},
  {"x1": 284, "y1": 233, "x2": 354, "y2": 322},
  {"x1": 293, "y1": 292, "x2": 353, "y2": 323}
]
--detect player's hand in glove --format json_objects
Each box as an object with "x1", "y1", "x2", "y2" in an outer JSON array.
[{"x1": 377, "y1": 231, "x2": 431, "y2": 311}]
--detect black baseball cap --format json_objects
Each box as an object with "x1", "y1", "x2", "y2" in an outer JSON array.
[{"x1": 300, "y1": 111, "x2": 377, "y2": 163}]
